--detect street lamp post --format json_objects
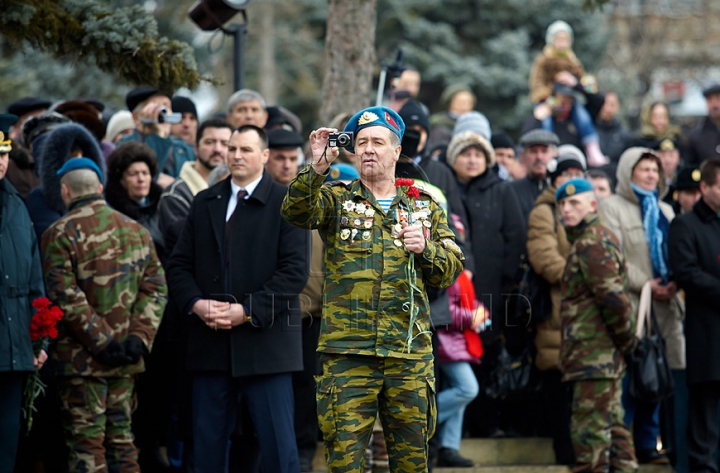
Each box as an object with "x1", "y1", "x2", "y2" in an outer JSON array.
[{"x1": 188, "y1": 0, "x2": 251, "y2": 92}]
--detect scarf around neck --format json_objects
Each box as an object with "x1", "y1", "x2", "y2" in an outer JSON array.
[{"x1": 631, "y1": 182, "x2": 669, "y2": 282}]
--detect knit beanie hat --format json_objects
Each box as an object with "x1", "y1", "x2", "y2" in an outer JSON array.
[
  {"x1": 545, "y1": 20, "x2": 573, "y2": 46},
  {"x1": 446, "y1": 131, "x2": 495, "y2": 167},
  {"x1": 452, "y1": 111, "x2": 491, "y2": 140}
]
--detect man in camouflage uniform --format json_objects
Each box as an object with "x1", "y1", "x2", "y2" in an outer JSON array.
[
  {"x1": 41, "y1": 158, "x2": 167, "y2": 473},
  {"x1": 281, "y1": 106, "x2": 465, "y2": 473},
  {"x1": 557, "y1": 178, "x2": 638, "y2": 473}
]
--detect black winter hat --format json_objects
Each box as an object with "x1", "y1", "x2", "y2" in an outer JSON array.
[
  {"x1": 675, "y1": 167, "x2": 701, "y2": 192},
  {"x1": 491, "y1": 132, "x2": 515, "y2": 150},
  {"x1": 398, "y1": 100, "x2": 430, "y2": 134},
  {"x1": 171, "y1": 96, "x2": 197, "y2": 118}
]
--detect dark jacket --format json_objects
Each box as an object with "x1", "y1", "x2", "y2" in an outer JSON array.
[
  {"x1": 668, "y1": 198, "x2": 720, "y2": 385},
  {"x1": 166, "y1": 173, "x2": 309, "y2": 377},
  {"x1": 461, "y1": 169, "x2": 526, "y2": 321},
  {"x1": 509, "y1": 176, "x2": 548, "y2": 223},
  {"x1": 105, "y1": 180, "x2": 164, "y2": 256},
  {"x1": 596, "y1": 118, "x2": 632, "y2": 164},
  {"x1": 0, "y1": 179, "x2": 45, "y2": 372},
  {"x1": 685, "y1": 117, "x2": 720, "y2": 167},
  {"x1": 24, "y1": 123, "x2": 105, "y2": 241},
  {"x1": 119, "y1": 131, "x2": 194, "y2": 179}
]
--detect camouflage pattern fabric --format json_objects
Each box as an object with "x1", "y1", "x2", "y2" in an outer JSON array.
[
  {"x1": 571, "y1": 379, "x2": 638, "y2": 473},
  {"x1": 41, "y1": 195, "x2": 167, "y2": 377},
  {"x1": 316, "y1": 354, "x2": 436, "y2": 473},
  {"x1": 281, "y1": 166, "x2": 464, "y2": 359},
  {"x1": 560, "y1": 213, "x2": 636, "y2": 382},
  {"x1": 57, "y1": 375, "x2": 138, "y2": 473}
]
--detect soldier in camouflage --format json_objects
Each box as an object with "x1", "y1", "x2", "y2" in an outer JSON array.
[
  {"x1": 281, "y1": 106, "x2": 464, "y2": 473},
  {"x1": 556, "y1": 178, "x2": 638, "y2": 473},
  {"x1": 41, "y1": 158, "x2": 167, "y2": 473}
]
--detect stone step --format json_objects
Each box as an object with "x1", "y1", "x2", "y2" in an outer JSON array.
[{"x1": 312, "y1": 437, "x2": 675, "y2": 472}]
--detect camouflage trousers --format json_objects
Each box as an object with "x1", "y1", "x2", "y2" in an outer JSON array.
[
  {"x1": 571, "y1": 378, "x2": 638, "y2": 473},
  {"x1": 316, "y1": 353, "x2": 436, "y2": 473},
  {"x1": 57, "y1": 376, "x2": 138, "y2": 473}
]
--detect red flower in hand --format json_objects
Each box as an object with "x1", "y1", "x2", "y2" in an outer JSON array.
[{"x1": 29, "y1": 298, "x2": 63, "y2": 341}]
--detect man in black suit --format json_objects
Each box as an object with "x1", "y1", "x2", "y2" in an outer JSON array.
[
  {"x1": 166, "y1": 125, "x2": 309, "y2": 473},
  {"x1": 668, "y1": 157, "x2": 720, "y2": 473}
]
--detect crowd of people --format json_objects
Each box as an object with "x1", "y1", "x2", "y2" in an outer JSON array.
[{"x1": 2, "y1": 18, "x2": 720, "y2": 473}]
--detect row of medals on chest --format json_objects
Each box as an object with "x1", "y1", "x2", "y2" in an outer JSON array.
[{"x1": 340, "y1": 200, "x2": 431, "y2": 247}]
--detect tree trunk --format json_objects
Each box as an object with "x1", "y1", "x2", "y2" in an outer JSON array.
[
  {"x1": 258, "y1": 0, "x2": 277, "y2": 104},
  {"x1": 318, "y1": 0, "x2": 377, "y2": 125}
]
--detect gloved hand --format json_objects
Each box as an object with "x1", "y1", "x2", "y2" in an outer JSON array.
[
  {"x1": 95, "y1": 340, "x2": 133, "y2": 367},
  {"x1": 123, "y1": 335, "x2": 147, "y2": 364}
]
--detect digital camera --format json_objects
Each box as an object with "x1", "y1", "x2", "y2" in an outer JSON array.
[{"x1": 328, "y1": 131, "x2": 354, "y2": 149}]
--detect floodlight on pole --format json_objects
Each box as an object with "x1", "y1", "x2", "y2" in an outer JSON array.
[{"x1": 188, "y1": 0, "x2": 251, "y2": 91}]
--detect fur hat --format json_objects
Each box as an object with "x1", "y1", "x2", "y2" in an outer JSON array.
[
  {"x1": 53, "y1": 100, "x2": 105, "y2": 143},
  {"x1": 545, "y1": 20, "x2": 573, "y2": 46},
  {"x1": 39, "y1": 123, "x2": 105, "y2": 214},
  {"x1": 446, "y1": 131, "x2": 495, "y2": 167}
]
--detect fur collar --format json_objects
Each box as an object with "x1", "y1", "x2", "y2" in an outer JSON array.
[{"x1": 104, "y1": 180, "x2": 162, "y2": 221}]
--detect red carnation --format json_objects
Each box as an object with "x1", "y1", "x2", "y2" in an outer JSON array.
[
  {"x1": 29, "y1": 298, "x2": 63, "y2": 342},
  {"x1": 407, "y1": 186, "x2": 420, "y2": 199},
  {"x1": 394, "y1": 178, "x2": 415, "y2": 187}
]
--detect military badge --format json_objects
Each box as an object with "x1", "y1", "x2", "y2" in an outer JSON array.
[
  {"x1": 364, "y1": 207, "x2": 375, "y2": 217},
  {"x1": 340, "y1": 216, "x2": 349, "y2": 225},
  {"x1": 392, "y1": 223, "x2": 402, "y2": 237},
  {"x1": 394, "y1": 239, "x2": 403, "y2": 247},
  {"x1": 385, "y1": 111, "x2": 401, "y2": 131},
  {"x1": 692, "y1": 169, "x2": 701, "y2": 182},
  {"x1": 351, "y1": 229, "x2": 358, "y2": 240},
  {"x1": 340, "y1": 229, "x2": 351, "y2": 240},
  {"x1": 342, "y1": 200, "x2": 355, "y2": 212},
  {"x1": 364, "y1": 218, "x2": 373, "y2": 229},
  {"x1": 566, "y1": 184, "x2": 576, "y2": 196},
  {"x1": 423, "y1": 220, "x2": 431, "y2": 228},
  {"x1": 353, "y1": 218, "x2": 362, "y2": 227},
  {"x1": 362, "y1": 231, "x2": 371, "y2": 241},
  {"x1": 358, "y1": 111, "x2": 379, "y2": 126},
  {"x1": 356, "y1": 203, "x2": 367, "y2": 214}
]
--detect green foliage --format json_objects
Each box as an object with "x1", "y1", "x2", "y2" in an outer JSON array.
[
  {"x1": 1, "y1": 0, "x2": 199, "y2": 92},
  {"x1": 376, "y1": 0, "x2": 611, "y2": 133}
]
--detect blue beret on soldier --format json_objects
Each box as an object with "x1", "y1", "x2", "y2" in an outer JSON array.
[
  {"x1": 56, "y1": 157, "x2": 104, "y2": 182},
  {"x1": 325, "y1": 163, "x2": 360, "y2": 183},
  {"x1": 0, "y1": 113, "x2": 18, "y2": 153},
  {"x1": 556, "y1": 178, "x2": 594, "y2": 202},
  {"x1": 343, "y1": 106, "x2": 405, "y2": 153}
]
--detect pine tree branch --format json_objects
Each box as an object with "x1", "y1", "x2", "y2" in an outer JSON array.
[{"x1": 1, "y1": 0, "x2": 200, "y2": 92}]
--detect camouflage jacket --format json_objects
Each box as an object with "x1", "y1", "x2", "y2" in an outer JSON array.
[
  {"x1": 41, "y1": 195, "x2": 167, "y2": 377},
  {"x1": 281, "y1": 166, "x2": 464, "y2": 359},
  {"x1": 560, "y1": 212, "x2": 636, "y2": 381}
]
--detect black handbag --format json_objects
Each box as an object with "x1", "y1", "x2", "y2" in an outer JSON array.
[
  {"x1": 484, "y1": 344, "x2": 542, "y2": 400},
  {"x1": 505, "y1": 254, "x2": 553, "y2": 328},
  {"x1": 627, "y1": 281, "x2": 675, "y2": 403}
]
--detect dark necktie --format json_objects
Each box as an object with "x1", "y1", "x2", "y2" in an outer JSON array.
[{"x1": 225, "y1": 189, "x2": 247, "y2": 262}]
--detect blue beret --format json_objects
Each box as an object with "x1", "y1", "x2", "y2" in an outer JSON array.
[
  {"x1": 325, "y1": 163, "x2": 359, "y2": 182},
  {"x1": 56, "y1": 157, "x2": 104, "y2": 182},
  {"x1": 343, "y1": 106, "x2": 405, "y2": 153},
  {"x1": 556, "y1": 178, "x2": 594, "y2": 202}
]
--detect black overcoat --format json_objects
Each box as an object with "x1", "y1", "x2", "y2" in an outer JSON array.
[
  {"x1": 668, "y1": 198, "x2": 720, "y2": 385},
  {"x1": 166, "y1": 172, "x2": 309, "y2": 377}
]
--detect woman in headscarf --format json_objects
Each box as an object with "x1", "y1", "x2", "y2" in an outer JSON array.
[{"x1": 599, "y1": 147, "x2": 685, "y2": 465}]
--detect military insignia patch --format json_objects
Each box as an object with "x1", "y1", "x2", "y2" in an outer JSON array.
[
  {"x1": 330, "y1": 167, "x2": 340, "y2": 179},
  {"x1": 692, "y1": 169, "x2": 701, "y2": 182},
  {"x1": 358, "y1": 111, "x2": 379, "y2": 126},
  {"x1": 660, "y1": 139, "x2": 675, "y2": 151},
  {"x1": 385, "y1": 111, "x2": 400, "y2": 131},
  {"x1": 566, "y1": 184, "x2": 576, "y2": 196}
]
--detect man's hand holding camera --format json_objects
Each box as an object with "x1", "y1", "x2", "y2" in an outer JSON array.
[
  {"x1": 138, "y1": 101, "x2": 171, "y2": 138},
  {"x1": 309, "y1": 127, "x2": 341, "y2": 175}
]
